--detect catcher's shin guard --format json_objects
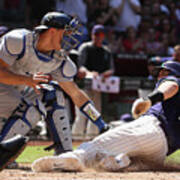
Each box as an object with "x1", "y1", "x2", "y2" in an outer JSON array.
[
  {"x1": 42, "y1": 82, "x2": 72, "y2": 154},
  {"x1": 0, "y1": 134, "x2": 28, "y2": 171},
  {"x1": 0, "y1": 98, "x2": 45, "y2": 142}
]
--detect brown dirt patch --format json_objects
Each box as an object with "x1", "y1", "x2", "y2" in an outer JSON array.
[
  {"x1": 1, "y1": 167, "x2": 180, "y2": 180},
  {"x1": 27, "y1": 140, "x2": 83, "y2": 147}
]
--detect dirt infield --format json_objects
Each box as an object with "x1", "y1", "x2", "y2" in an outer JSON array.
[
  {"x1": 1, "y1": 141, "x2": 180, "y2": 180},
  {"x1": 27, "y1": 140, "x2": 82, "y2": 147},
  {"x1": 1, "y1": 167, "x2": 180, "y2": 180}
]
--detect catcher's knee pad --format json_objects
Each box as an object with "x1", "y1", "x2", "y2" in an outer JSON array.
[
  {"x1": 0, "y1": 99, "x2": 44, "y2": 141},
  {"x1": 42, "y1": 82, "x2": 72, "y2": 153}
]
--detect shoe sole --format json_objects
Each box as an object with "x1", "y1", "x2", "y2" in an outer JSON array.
[
  {"x1": 0, "y1": 143, "x2": 27, "y2": 171},
  {"x1": 53, "y1": 156, "x2": 84, "y2": 172}
]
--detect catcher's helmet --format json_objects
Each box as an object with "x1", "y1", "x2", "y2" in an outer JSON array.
[
  {"x1": 160, "y1": 61, "x2": 180, "y2": 76},
  {"x1": 35, "y1": 12, "x2": 72, "y2": 31},
  {"x1": 35, "y1": 12, "x2": 82, "y2": 51}
]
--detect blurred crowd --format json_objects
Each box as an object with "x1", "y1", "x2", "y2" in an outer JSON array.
[
  {"x1": 0, "y1": 0, "x2": 179, "y2": 141},
  {"x1": 0, "y1": 0, "x2": 180, "y2": 57}
]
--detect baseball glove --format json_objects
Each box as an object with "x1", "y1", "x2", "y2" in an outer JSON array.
[{"x1": 131, "y1": 98, "x2": 151, "y2": 119}]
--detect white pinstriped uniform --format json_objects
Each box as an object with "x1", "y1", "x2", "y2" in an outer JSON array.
[
  {"x1": 32, "y1": 115, "x2": 168, "y2": 172},
  {"x1": 72, "y1": 115, "x2": 168, "y2": 167}
]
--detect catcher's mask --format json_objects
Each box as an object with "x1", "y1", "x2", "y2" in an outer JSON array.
[
  {"x1": 34, "y1": 11, "x2": 82, "y2": 51},
  {"x1": 61, "y1": 17, "x2": 82, "y2": 51}
]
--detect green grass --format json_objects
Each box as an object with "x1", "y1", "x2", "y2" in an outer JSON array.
[
  {"x1": 16, "y1": 146, "x2": 54, "y2": 163},
  {"x1": 166, "y1": 150, "x2": 180, "y2": 164},
  {"x1": 17, "y1": 145, "x2": 78, "y2": 163},
  {"x1": 17, "y1": 145, "x2": 180, "y2": 165}
]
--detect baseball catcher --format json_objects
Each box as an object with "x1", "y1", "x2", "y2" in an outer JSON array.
[
  {"x1": 0, "y1": 11, "x2": 109, "y2": 170},
  {"x1": 32, "y1": 60, "x2": 180, "y2": 172}
]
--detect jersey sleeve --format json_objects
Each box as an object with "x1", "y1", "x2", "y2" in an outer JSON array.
[
  {"x1": 157, "y1": 76, "x2": 180, "y2": 88},
  {"x1": 0, "y1": 30, "x2": 26, "y2": 66},
  {"x1": 77, "y1": 42, "x2": 89, "y2": 68},
  {"x1": 103, "y1": 45, "x2": 114, "y2": 72}
]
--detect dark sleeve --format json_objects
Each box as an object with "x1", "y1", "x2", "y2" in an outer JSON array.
[{"x1": 78, "y1": 43, "x2": 89, "y2": 67}]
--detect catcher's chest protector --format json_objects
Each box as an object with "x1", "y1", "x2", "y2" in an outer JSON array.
[{"x1": 9, "y1": 32, "x2": 64, "y2": 75}]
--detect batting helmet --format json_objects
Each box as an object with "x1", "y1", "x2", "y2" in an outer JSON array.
[
  {"x1": 35, "y1": 12, "x2": 82, "y2": 51},
  {"x1": 160, "y1": 61, "x2": 180, "y2": 76}
]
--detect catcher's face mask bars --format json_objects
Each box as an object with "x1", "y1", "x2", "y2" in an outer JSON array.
[{"x1": 61, "y1": 18, "x2": 83, "y2": 51}]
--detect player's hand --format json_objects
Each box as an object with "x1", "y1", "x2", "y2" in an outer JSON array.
[
  {"x1": 131, "y1": 98, "x2": 152, "y2": 119},
  {"x1": 27, "y1": 72, "x2": 52, "y2": 94}
]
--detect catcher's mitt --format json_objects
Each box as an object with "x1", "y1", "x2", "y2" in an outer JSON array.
[{"x1": 131, "y1": 98, "x2": 151, "y2": 119}]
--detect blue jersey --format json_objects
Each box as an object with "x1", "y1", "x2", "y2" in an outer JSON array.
[{"x1": 146, "y1": 76, "x2": 180, "y2": 154}]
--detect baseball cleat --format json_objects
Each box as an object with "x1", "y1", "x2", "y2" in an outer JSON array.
[
  {"x1": 0, "y1": 135, "x2": 28, "y2": 171},
  {"x1": 32, "y1": 156, "x2": 59, "y2": 172},
  {"x1": 53, "y1": 152, "x2": 85, "y2": 172},
  {"x1": 32, "y1": 152, "x2": 85, "y2": 172}
]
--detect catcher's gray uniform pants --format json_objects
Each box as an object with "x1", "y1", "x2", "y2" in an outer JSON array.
[
  {"x1": 0, "y1": 83, "x2": 72, "y2": 153},
  {"x1": 0, "y1": 85, "x2": 21, "y2": 120},
  {"x1": 22, "y1": 83, "x2": 73, "y2": 153},
  {"x1": 0, "y1": 84, "x2": 44, "y2": 141}
]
